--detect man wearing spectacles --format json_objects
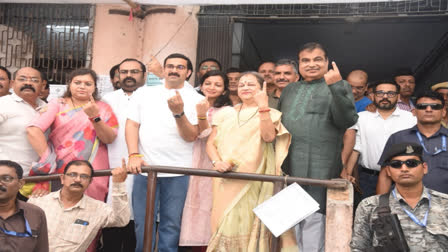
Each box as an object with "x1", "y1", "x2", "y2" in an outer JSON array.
[
  {"x1": 0, "y1": 67, "x2": 45, "y2": 192},
  {"x1": 28, "y1": 159, "x2": 130, "y2": 252},
  {"x1": 342, "y1": 80, "x2": 416, "y2": 200},
  {"x1": 377, "y1": 91, "x2": 448, "y2": 195},
  {"x1": 195, "y1": 58, "x2": 221, "y2": 87},
  {"x1": 0, "y1": 160, "x2": 48, "y2": 252},
  {"x1": 351, "y1": 143, "x2": 448, "y2": 251}
]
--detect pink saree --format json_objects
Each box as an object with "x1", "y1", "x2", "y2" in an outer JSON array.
[{"x1": 28, "y1": 98, "x2": 118, "y2": 201}]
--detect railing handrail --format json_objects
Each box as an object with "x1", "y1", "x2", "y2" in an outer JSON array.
[{"x1": 23, "y1": 165, "x2": 349, "y2": 189}]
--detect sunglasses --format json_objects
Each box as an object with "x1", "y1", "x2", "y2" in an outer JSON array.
[
  {"x1": 388, "y1": 159, "x2": 422, "y2": 169},
  {"x1": 415, "y1": 103, "x2": 444, "y2": 110}
]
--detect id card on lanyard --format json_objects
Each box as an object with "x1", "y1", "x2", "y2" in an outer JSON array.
[
  {"x1": 392, "y1": 188, "x2": 430, "y2": 227},
  {"x1": 0, "y1": 217, "x2": 34, "y2": 237},
  {"x1": 415, "y1": 132, "x2": 446, "y2": 155}
]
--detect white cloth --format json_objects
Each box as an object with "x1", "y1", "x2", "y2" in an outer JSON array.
[
  {"x1": 127, "y1": 81, "x2": 204, "y2": 177},
  {"x1": 351, "y1": 108, "x2": 417, "y2": 171},
  {"x1": 103, "y1": 89, "x2": 135, "y2": 219},
  {"x1": 0, "y1": 93, "x2": 45, "y2": 175}
]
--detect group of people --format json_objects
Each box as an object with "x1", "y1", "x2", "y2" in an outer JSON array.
[{"x1": 0, "y1": 41, "x2": 447, "y2": 252}]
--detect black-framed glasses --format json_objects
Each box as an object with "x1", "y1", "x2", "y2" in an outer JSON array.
[
  {"x1": 415, "y1": 103, "x2": 444, "y2": 110},
  {"x1": 65, "y1": 172, "x2": 91, "y2": 181},
  {"x1": 388, "y1": 159, "x2": 422, "y2": 169},
  {"x1": 374, "y1": 91, "x2": 398, "y2": 98},
  {"x1": 119, "y1": 69, "x2": 143, "y2": 75},
  {"x1": 165, "y1": 64, "x2": 187, "y2": 71},
  {"x1": 0, "y1": 175, "x2": 18, "y2": 184}
]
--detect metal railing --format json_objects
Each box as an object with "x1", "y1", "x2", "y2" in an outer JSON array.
[{"x1": 24, "y1": 165, "x2": 350, "y2": 252}]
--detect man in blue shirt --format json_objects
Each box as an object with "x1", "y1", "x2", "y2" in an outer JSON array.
[
  {"x1": 347, "y1": 69, "x2": 372, "y2": 112},
  {"x1": 377, "y1": 91, "x2": 448, "y2": 194}
]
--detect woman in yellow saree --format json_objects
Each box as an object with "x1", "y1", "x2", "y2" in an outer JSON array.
[{"x1": 206, "y1": 72, "x2": 297, "y2": 252}]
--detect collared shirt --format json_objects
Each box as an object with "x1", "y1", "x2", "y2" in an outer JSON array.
[
  {"x1": 103, "y1": 89, "x2": 135, "y2": 219},
  {"x1": 28, "y1": 182, "x2": 130, "y2": 252},
  {"x1": 0, "y1": 93, "x2": 45, "y2": 175},
  {"x1": 127, "y1": 80, "x2": 204, "y2": 177},
  {"x1": 378, "y1": 125, "x2": 448, "y2": 194},
  {"x1": 351, "y1": 108, "x2": 416, "y2": 171},
  {"x1": 0, "y1": 200, "x2": 49, "y2": 252},
  {"x1": 351, "y1": 187, "x2": 448, "y2": 251},
  {"x1": 268, "y1": 91, "x2": 280, "y2": 110},
  {"x1": 355, "y1": 96, "x2": 372, "y2": 112},
  {"x1": 397, "y1": 98, "x2": 415, "y2": 112}
]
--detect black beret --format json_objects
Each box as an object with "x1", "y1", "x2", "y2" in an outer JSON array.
[{"x1": 383, "y1": 143, "x2": 423, "y2": 164}]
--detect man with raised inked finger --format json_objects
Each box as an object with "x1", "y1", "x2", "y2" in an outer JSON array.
[
  {"x1": 28, "y1": 159, "x2": 130, "y2": 252},
  {"x1": 125, "y1": 53, "x2": 203, "y2": 252},
  {"x1": 377, "y1": 91, "x2": 448, "y2": 195},
  {"x1": 351, "y1": 143, "x2": 448, "y2": 251},
  {"x1": 279, "y1": 42, "x2": 358, "y2": 252}
]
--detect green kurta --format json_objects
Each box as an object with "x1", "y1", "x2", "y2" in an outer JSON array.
[{"x1": 279, "y1": 78, "x2": 358, "y2": 213}]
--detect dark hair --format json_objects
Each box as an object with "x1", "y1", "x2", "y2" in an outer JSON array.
[
  {"x1": 40, "y1": 71, "x2": 48, "y2": 82},
  {"x1": 198, "y1": 58, "x2": 222, "y2": 71},
  {"x1": 240, "y1": 71, "x2": 265, "y2": 88},
  {"x1": 164, "y1": 53, "x2": 193, "y2": 81},
  {"x1": 109, "y1": 64, "x2": 119, "y2": 80},
  {"x1": 372, "y1": 80, "x2": 401, "y2": 94},
  {"x1": 415, "y1": 91, "x2": 445, "y2": 107},
  {"x1": 200, "y1": 70, "x2": 232, "y2": 108},
  {"x1": 63, "y1": 68, "x2": 100, "y2": 100},
  {"x1": 275, "y1": 59, "x2": 298, "y2": 74},
  {"x1": 0, "y1": 160, "x2": 23, "y2": 179},
  {"x1": 226, "y1": 67, "x2": 241, "y2": 74},
  {"x1": 258, "y1": 61, "x2": 275, "y2": 71},
  {"x1": 118, "y1": 58, "x2": 146, "y2": 73},
  {"x1": 298, "y1": 42, "x2": 328, "y2": 59},
  {"x1": 64, "y1": 160, "x2": 94, "y2": 177},
  {"x1": 0, "y1": 66, "x2": 11, "y2": 80},
  {"x1": 393, "y1": 68, "x2": 414, "y2": 78}
]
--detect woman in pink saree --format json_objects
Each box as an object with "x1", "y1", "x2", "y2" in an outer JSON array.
[{"x1": 26, "y1": 68, "x2": 118, "y2": 201}]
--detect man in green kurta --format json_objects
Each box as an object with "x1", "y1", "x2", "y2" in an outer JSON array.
[{"x1": 279, "y1": 42, "x2": 358, "y2": 252}]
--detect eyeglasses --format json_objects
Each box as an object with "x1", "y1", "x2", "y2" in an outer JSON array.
[
  {"x1": 119, "y1": 69, "x2": 143, "y2": 75},
  {"x1": 415, "y1": 103, "x2": 444, "y2": 110},
  {"x1": 374, "y1": 91, "x2": 398, "y2": 98},
  {"x1": 16, "y1": 77, "x2": 40, "y2": 83},
  {"x1": 165, "y1": 64, "x2": 187, "y2": 71},
  {"x1": 200, "y1": 65, "x2": 218, "y2": 71},
  {"x1": 65, "y1": 172, "x2": 91, "y2": 181},
  {"x1": 388, "y1": 159, "x2": 422, "y2": 169},
  {"x1": 0, "y1": 175, "x2": 18, "y2": 184}
]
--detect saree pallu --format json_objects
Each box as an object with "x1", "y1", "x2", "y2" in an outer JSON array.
[
  {"x1": 26, "y1": 98, "x2": 118, "y2": 201},
  {"x1": 207, "y1": 107, "x2": 297, "y2": 252}
]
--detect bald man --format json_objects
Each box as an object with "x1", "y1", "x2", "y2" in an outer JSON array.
[{"x1": 347, "y1": 70, "x2": 372, "y2": 112}]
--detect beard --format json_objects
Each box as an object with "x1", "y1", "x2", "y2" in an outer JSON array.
[{"x1": 374, "y1": 98, "x2": 397, "y2": 110}]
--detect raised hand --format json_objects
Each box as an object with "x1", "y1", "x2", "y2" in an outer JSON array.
[
  {"x1": 167, "y1": 90, "x2": 184, "y2": 115},
  {"x1": 146, "y1": 55, "x2": 163, "y2": 78},
  {"x1": 196, "y1": 96, "x2": 210, "y2": 117},
  {"x1": 83, "y1": 95, "x2": 100, "y2": 118},
  {"x1": 112, "y1": 158, "x2": 128, "y2": 183},
  {"x1": 254, "y1": 81, "x2": 269, "y2": 108},
  {"x1": 324, "y1": 61, "x2": 343, "y2": 85}
]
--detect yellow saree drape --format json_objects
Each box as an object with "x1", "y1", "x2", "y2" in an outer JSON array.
[{"x1": 207, "y1": 107, "x2": 297, "y2": 252}]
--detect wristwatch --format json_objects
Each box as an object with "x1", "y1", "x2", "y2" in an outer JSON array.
[
  {"x1": 173, "y1": 111, "x2": 185, "y2": 118},
  {"x1": 91, "y1": 116, "x2": 101, "y2": 123}
]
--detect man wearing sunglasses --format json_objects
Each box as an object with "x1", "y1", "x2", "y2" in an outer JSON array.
[
  {"x1": 0, "y1": 160, "x2": 48, "y2": 252},
  {"x1": 351, "y1": 143, "x2": 448, "y2": 251},
  {"x1": 377, "y1": 91, "x2": 448, "y2": 195}
]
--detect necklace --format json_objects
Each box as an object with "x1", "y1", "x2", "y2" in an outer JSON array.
[{"x1": 237, "y1": 104, "x2": 258, "y2": 127}]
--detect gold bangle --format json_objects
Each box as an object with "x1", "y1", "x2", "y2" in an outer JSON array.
[
  {"x1": 197, "y1": 116, "x2": 207, "y2": 120},
  {"x1": 129, "y1": 154, "x2": 143, "y2": 158}
]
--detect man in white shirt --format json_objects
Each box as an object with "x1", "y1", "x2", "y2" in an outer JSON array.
[
  {"x1": 102, "y1": 58, "x2": 149, "y2": 251},
  {"x1": 0, "y1": 67, "x2": 44, "y2": 178},
  {"x1": 126, "y1": 53, "x2": 203, "y2": 252},
  {"x1": 342, "y1": 80, "x2": 416, "y2": 199}
]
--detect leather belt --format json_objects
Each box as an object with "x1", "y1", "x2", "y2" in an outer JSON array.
[{"x1": 360, "y1": 166, "x2": 380, "y2": 176}]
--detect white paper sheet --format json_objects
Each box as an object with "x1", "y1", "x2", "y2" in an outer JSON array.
[{"x1": 253, "y1": 183, "x2": 319, "y2": 237}]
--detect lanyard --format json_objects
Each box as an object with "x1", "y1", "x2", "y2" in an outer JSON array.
[
  {"x1": 392, "y1": 188, "x2": 430, "y2": 227},
  {"x1": 415, "y1": 132, "x2": 446, "y2": 155},
  {"x1": 0, "y1": 217, "x2": 33, "y2": 237}
]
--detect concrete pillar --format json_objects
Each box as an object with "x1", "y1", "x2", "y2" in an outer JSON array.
[{"x1": 325, "y1": 179, "x2": 353, "y2": 252}]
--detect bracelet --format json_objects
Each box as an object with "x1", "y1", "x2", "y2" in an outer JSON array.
[
  {"x1": 197, "y1": 116, "x2": 207, "y2": 120},
  {"x1": 129, "y1": 153, "x2": 143, "y2": 158},
  {"x1": 259, "y1": 108, "x2": 271, "y2": 113}
]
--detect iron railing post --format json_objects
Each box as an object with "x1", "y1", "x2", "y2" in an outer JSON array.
[{"x1": 143, "y1": 170, "x2": 158, "y2": 252}]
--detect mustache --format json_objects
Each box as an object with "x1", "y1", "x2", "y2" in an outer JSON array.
[
  {"x1": 168, "y1": 72, "x2": 180, "y2": 77},
  {"x1": 20, "y1": 84, "x2": 36, "y2": 92},
  {"x1": 70, "y1": 182, "x2": 83, "y2": 188},
  {"x1": 276, "y1": 79, "x2": 289, "y2": 83},
  {"x1": 122, "y1": 77, "x2": 137, "y2": 84},
  {"x1": 0, "y1": 186, "x2": 6, "y2": 192},
  {"x1": 380, "y1": 98, "x2": 391, "y2": 103}
]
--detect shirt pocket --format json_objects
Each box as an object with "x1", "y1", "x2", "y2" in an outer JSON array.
[
  {"x1": 59, "y1": 222, "x2": 89, "y2": 244},
  {"x1": 305, "y1": 95, "x2": 330, "y2": 114}
]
